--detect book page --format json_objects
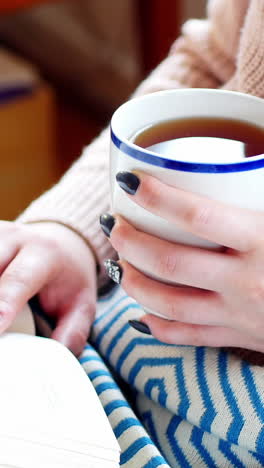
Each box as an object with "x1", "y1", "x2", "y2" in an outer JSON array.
[
  {"x1": 0, "y1": 436, "x2": 119, "y2": 468},
  {"x1": 0, "y1": 334, "x2": 120, "y2": 465}
]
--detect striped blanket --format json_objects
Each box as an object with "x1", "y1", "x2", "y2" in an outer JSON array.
[{"x1": 79, "y1": 285, "x2": 264, "y2": 467}]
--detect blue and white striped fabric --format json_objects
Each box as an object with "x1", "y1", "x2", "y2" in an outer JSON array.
[{"x1": 79, "y1": 285, "x2": 264, "y2": 467}]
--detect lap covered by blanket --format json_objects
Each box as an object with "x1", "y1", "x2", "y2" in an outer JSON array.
[{"x1": 79, "y1": 285, "x2": 264, "y2": 468}]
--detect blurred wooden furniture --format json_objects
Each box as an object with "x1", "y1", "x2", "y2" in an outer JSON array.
[
  {"x1": 0, "y1": 1, "x2": 56, "y2": 13},
  {"x1": 138, "y1": 0, "x2": 182, "y2": 74},
  {"x1": 0, "y1": 0, "x2": 183, "y2": 219},
  {"x1": 0, "y1": 48, "x2": 58, "y2": 219},
  {"x1": 2, "y1": 1, "x2": 182, "y2": 73},
  {"x1": 0, "y1": 84, "x2": 58, "y2": 220}
]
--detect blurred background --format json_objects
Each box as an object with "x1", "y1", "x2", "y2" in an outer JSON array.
[{"x1": 0, "y1": 0, "x2": 206, "y2": 220}]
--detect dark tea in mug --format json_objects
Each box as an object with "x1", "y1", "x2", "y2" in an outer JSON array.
[{"x1": 131, "y1": 117, "x2": 264, "y2": 162}]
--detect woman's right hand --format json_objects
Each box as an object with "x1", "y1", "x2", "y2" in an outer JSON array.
[{"x1": 0, "y1": 221, "x2": 97, "y2": 356}]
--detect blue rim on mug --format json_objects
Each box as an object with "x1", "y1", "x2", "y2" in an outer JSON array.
[
  {"x1": 111, "y1": 129, "x2": 264, "y2": 174},
  {"x1": 111, "y1": 89, "x2": 264, "y2": 174}
]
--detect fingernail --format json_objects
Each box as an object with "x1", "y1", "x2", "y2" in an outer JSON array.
[
  {"x1": 104, "y1": 259, "x2": 123, "y2": 284},
  {"x1": 129, "y1": 320, "x2": 151, "y2": 335},
  {"x1": 116, "y1": 171, "x2": 140, "y2": 195},
  {"x1": 100, "y1": 213, "x2": 116, "y2": 238}
]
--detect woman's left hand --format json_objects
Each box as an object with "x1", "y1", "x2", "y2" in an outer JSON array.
[{"x1": 100, "y1": 171, "x2": 264, "y2": 352}]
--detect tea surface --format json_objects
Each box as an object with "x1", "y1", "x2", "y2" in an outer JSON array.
[{"x1": 131, "y1": 117, "x2": 264, "y2": 163}]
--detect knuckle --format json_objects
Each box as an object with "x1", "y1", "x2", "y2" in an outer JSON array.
[
  {"x1": 29, "y1": 237, "x2": 62, "y2": 265},
  {"x1": 185, "y1": 203, "x2": 213, "y2": 231},
  {"x1": 156, "y1": 250, "x2": 178, "y2": 278}
]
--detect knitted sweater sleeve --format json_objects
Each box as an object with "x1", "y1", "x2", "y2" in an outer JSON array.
[{"x1": 18, "y1": 0, "x2": 243, "y2": 285}]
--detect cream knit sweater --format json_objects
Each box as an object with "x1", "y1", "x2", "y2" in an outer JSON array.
[{"x1": 19, "y1": 0, "x2": 264, "y2": 284}]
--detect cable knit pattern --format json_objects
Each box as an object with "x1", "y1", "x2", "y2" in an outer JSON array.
[
  {"x1": 19, "y1": 0, "x2": 264, "y2": 284},
  {"x1": 236, "y1": 0, "x2": 264, "y2": 97}
]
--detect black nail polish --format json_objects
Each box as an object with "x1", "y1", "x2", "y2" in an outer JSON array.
[
  {"x1": 129, "y1": 320, "x2": 151, "y2": 335},
  {"x1": 116, "y1": 171, "x2": 140, "y2": 195},
  {"x1": 100, "y1": 213, "x2": 116, "y2": 238},
  {"x1": 104, "y1": 259, "x2": 123, "y2": 284}
]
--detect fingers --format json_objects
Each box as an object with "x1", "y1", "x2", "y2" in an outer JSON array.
[
  {"x1": 116, "y1": 171, "x2": 262, "y2": 252},
  {"x1": 52, "y1": 289, "x2": 96, "y2": 356},
  {"x1": 110, "y1": 217, "x2": 236, "y2": 292},
  {"x1": 0, "y1": 242, "x2": 59, "y2": 332},
  {"x1": 141, "y1": 315, "x2": 264, "y2": 352},
  {"x1": 119, "y1": 260, "x2": 230, "y2": 326}
]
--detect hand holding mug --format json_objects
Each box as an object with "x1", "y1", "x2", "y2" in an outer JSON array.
[
  {"x1": 101, "y1": 88, "x2": 264, "y2": 350},
  {"x1": 102, "y1": 171, "x2": 264, "y2": 352}
]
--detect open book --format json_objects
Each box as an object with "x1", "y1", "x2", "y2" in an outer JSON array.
[{"x1": 0, "y1": 304, "x2": 120, "y2": 468}]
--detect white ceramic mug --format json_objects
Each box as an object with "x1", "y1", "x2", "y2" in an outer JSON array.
[{"x1": 110, "y1": 89, "x2": 264, "y2": 250}]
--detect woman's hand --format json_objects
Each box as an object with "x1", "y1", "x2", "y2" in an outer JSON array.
[
  {"x1": 101, "y1": 171, "x2": 264, "y2": 352},
  {"x1": 0, "y1": 221, "x2": 97, "y2": 356}
]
